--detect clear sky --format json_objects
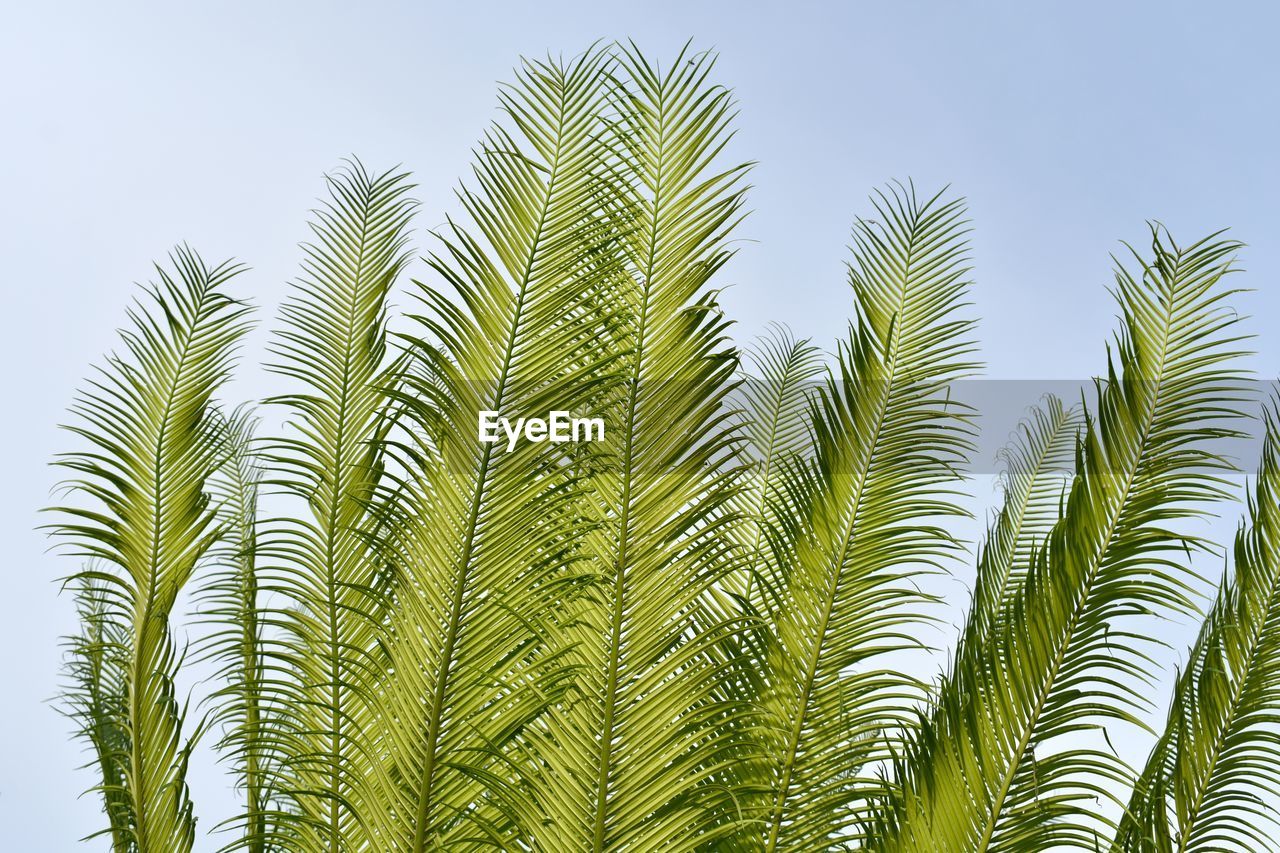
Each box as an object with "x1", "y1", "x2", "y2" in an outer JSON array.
[{"x1": 3, "y1": 1, "x2": 1278, "y2": 848}]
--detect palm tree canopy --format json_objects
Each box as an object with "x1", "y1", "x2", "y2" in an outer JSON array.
[{"x1": 46, "y1": 41, "x2": 1280, "y2": 853}]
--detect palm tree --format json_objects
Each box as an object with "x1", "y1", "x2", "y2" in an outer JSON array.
[{"x1": 50, "y1": 41, "x2": 1280, "y2": 852}]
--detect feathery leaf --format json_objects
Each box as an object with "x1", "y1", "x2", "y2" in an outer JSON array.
[
  {"x1": 512, "y1": 42, "x2": 752, "y2": 852},
  {"x1": 364, "y1": 47, "x2": 626, "y2": 850},
  {"x1": 51, "y1": 248, "x2": 252, "y2": 852},
  {"x1": 260, "y1": 161, "x2": 417, "y2": 851},
  {"x1": 194, "y1": 408, "x2": 290, "y2": 852},
  {"x1": 1116, "y1": 401, "x2": 1280, "y2": 852},
  {"x1": 752, "y1": 183, "x2": 978, "y2": 850}
]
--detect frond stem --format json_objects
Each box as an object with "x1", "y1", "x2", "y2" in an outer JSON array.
[
  {"x1": 591, "y1": 70, "x2": 666, "y2": 852},
  {"x1": 321, "y1": 190, "x2": 372, "y2": 853},
  {"x1": 129, "y1": 278, "x2": 205, "y2": 852}
]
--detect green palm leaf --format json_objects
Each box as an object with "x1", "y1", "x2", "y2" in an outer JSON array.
[
  {"x1": 509, "y1": 43, "x2": 752, "y2": 852},
  {"x1": 872, "y1": 228, "x2": 1250, "y2": 851},
  {"x1": 1115, "y1": 401, "x2": 1280, "y2": 852},
  {"x1": 751, "y1": 184, "x2": 978, "y2": 850},
  {"x1": 62, "y1": 573, "x2": 133, "y2": 852},
  {"x1": 362, "y1": 47, "x2": 626, "y2": 850},
  {"x1": 965, "y1": 396, "x2": 1082, "y2": 648},
  {"x1": 50, "y1": 248, "x2": 252, "y2": 852},
  {"x1": 725, "y1": 326, "x2": 825, "y2": 619},
  {"x1": 259, "y1": 161, "x2": 417, "y2": 851},
  {"x1": 865, "y1": 395, "x2": 1079, "y2": 847},
  {"x1": 194, "y1": 407, "x2": 290, "y2": 852},
  {"x1": 695, "y1": 326, "x2": 825, "y2": 850}
]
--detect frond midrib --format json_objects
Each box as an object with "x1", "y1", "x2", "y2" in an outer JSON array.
[
  {"x1": 319, "y1": 213, "x2": 370, "y2": 853},
  {"x1": 129, "y1": 275, "x2": 211, "y2": 852},
  {"x1": 590, "y1": 78, "x2": 666, "y2": 852}
]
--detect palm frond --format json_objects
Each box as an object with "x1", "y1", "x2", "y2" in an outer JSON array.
[
  {"x1": 50, "y1": 248, "x2": 252, "y2": 852},
  {"x1": 508, "y1": 42, "x2": 752, "y2": 852},
  {"x1": 926, "y1": 395, "x2": 1083, "y2": 718},
  {"x1": 725, "y1": 325, "x2": 825, "y2": 618},
  {"x1": 194, "y1": 407, "x2": 289, "y2": 852},
  {"x1": 967, "y1": 395, "x2": 1082, "y2": 645},
  {"x1": 688, "y1": 327, "x2": 825, "y2": 850},
  {"x1": 259, "y1": 161, "x2": 417, "y2": 850},
  {"x1": 1115, "y1": 400, "x2": 1280, "y2": 852},
  {"x1": 871, "y1": 228, "x2": 1250, "y2": 851},
  {"x1": 362, "y1": 47, "x2": 626, "y2": 850},
  {"x1": 750, "y1": 184, "x2": 977, "y2": 850},
  {"x1": 864, "y1": 396, "x2": 1079, "y2": 847},
  {"x1": 62, "y1": 573, "x2": 133, "y2": 852}
]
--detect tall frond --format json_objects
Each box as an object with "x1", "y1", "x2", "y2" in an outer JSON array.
[
  {"x1": 508, "y1": 42, "x2": 752, "y2": 852},
  {"x1": 967, "y1": 396, "x2": 1082, "y2": 645},
  {"x1": 865, "y1": 396, "x2": 1079, "y2": 846},
  {"x1": 750, "y1": 184, "x2": 977, "y2": 850},
  {"x1": 1115, "y1": 401, "x2": 1280, "y2": 852},
  {"x1": 194, "y1": 407, "x2": 287, "y2": 852},
  {"x1": 260, "y1": 161, "x2": 417, "y2": 850},
  {"x1": 50, "y1": 248, "x2": 252, "y2": 852},
  {"x1": 362, "y1": 47, "x2": 626, "y2": 850},
  {"x1": 695, "y1": 326, "x2": 825, "y2": 847},
  {"x1": 870, "y1": 228, "x2": 1250, "y2": 852}
]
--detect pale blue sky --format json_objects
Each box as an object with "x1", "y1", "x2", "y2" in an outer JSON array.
[{"x1": 3, "y1": 1, "x2": 1278, "y2": 848}]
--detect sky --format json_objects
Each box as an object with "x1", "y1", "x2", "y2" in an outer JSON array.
[{"x1": 3, "y1": 1, "x2": 1278, "y2": 848}]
